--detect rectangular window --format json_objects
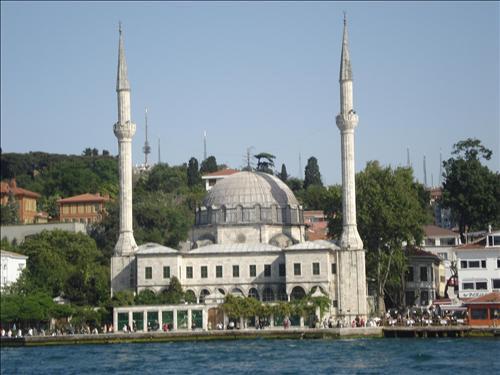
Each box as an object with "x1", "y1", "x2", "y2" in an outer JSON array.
[
  {"x1": 469, "y1": 260, "x2": 480, "y2": 268},
  {"x1": 186, "y1": 266, "x2": 193, "y2": 279},
  {"x1": 471, "y1": 308, "x2": 488, "y2": 320},
  {"x1": 201, "y1": 266, "x2": 208, "y2": 279},
  {"x1": 163, "y1": 266, "x2": 170, "y2": 279},
  {"x1": 216, "y1": 265, "x2": 223, "y2": 278},
  {"x1": 481, "y1": 260, "x2": 486, "y2": 268},
  {"x1": 332, "y1": 300, "x2": 338, "y2": 308},
  {"x1": 405, "y1": 266, "x2": 414, "y2": 282},
  {"x1": 420, "y1": 290, "x2": 429, "y2": 306},
  {"x1": 145, "y1": 267, "x2": 152, "y2": 280},
  {"x1": 442, "y1": 237, "x2": 456, "y2": 246},
  {"x1": 420, "y1": 267, "x2": 428, "y2": 282},
  {"x1": 497, "y1": 258, "x2": 500, "y2": 268},
  {"x1": 279, "y1": 263, "x2": 286, "y2": 277},
  {"x1": 476, "y1": 281, "x2": 488, "y2": 290},
  {"x1": 463, "y1": 282, "x2": 474, "y2": 290},
  {"x1": 294, "y1": 263, "x2": 301, "y2": 276},
  {"x1": 461, "y1": 260, "x2": 467, "y2": 269},
  {"x1": 331, "y1": 263, "x2": 337, "y2": 274},
  {"x1": 405, "y1": 291, "x2": 415, "y2": 306},
  {"x1": 233, "y1": 265, "x2": 239, "y2": 278},
  {"x1": 492, "y1": 279, "x2": 500, "y2": 289},
  {"x1": 312, "y1": 262, "x2": 320, "y2": 275},
  {"x1": 264, "y1": 264, "x2": 271, "y2": 277},
  {"x1": 249, "y1": 265, "x2": 256, "y2": 277}
]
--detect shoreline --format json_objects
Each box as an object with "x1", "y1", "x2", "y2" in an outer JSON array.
[{"x1": 1, "y1": 326, "x2": 498, "y2": 347}]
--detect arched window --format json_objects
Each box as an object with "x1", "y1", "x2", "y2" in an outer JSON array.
[
  {"x1": 231, "y1": 288, "x2": 244, "y2": 297},
  {"x1": 185, "y1": 290, "x2": 197, "y2": 304},
  {"x1": 290, "y1": 286, "x2": 306, "y2": 301},
  {"x1": 248, "y1": 288, "x2": 260, "y2": 300},
  {"x1": 277, "y1": 286, "x2": 288, "y2": 301},
  {"x1": 262, "y1": 287, "x2": 274, "y2": 302},
  {"x1": 199, "y1": 289, "x2": 210, "y2": 303}
]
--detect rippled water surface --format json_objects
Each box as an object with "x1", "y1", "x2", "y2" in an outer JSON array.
[{"x1": 2, "y1": 338, "x2": 499, "y2": 374}]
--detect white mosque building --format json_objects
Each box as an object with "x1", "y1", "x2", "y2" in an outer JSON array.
[{"x1": 111, "y1": 16, "x2": 368, "y2": 330}]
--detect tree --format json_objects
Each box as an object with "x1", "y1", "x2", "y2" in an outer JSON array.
[
  {"x1": 278, "y1": 164, "x2": 288, "y2": 182},
  {"x1": 18, "y1": 230, "x2": 109, "y2": 305},
  {"x1": 304, "y1": 157, "x2": 322, "y2": 189},
  {"x1": 442, "y1": 138, "x2": 500, "y2": 242},
  {"x1": 0, "y1": 193, "x2": 19, "y2": 225},
  {"x1": 187, "y1": 157, "x2": 201, "y2": 187},
  {"x1": 286, "y1": 178, "x2": 304, "y2": 193},
  {"x1": 254, "y1": 153, "x2": 275, "y2": 174},
  {"x1": 200, "y1": 156, "x2": 218, "y2": 174},
  {"x1": 328, "y1": 161, "x2": 430, "y2": 313}
]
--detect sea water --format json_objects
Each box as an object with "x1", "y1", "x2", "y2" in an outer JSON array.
[{"x1": 1, "y1": 338, "x2": 499, "y2": 374}]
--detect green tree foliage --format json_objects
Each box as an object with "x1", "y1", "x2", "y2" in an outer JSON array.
[
  {"x1": 304, "y1": 157, "x2": 322, "y2": 189},
  {"x1": 328, "y1": 161, "x2": 430, "y2": 312},
  {"x1": 200, "y1": 156, "x2": 218, "y2": 174},
  {"x1": 254, "y1": 153, "x2": 275, "y2": 174},
  {"x1": 0, "y1": 193, "x2": 19, "y2": 225},
  {"x1": 17, "y1": 230, "x2": 109, "y2": 306},
  {"x1": 0, "y1": 292, "x2": 62, "y2": 327},
  {"x1": 187, "y1": 157, "x2": 201, "y2": 187},
  {"x1": 442, "y1": 138, "x2": 500, "y2": 242},
  {"x1": 139, "y1": 163, "x2": 188, "y2": 194},
  {"x1": 278, "y1": 164, "x2": 288, "y2": 182},
  {"x1": 286, "y1": 178, "x2": 304, "y2": 193},
  {"x1": 0, "y1": 152, "x2": 118, "y2": 199}
]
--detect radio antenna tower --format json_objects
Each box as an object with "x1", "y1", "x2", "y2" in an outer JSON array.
[{"x1": 142, "y1": 107, "x2": 151, "y2": 167}]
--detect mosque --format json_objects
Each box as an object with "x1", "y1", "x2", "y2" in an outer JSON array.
[{"x1": 110, "y1": 16, "x2": 368, "y2": 325}]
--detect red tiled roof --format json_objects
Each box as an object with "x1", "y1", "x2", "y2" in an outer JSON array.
[
  {"x1": 304, "y1": 210, "x2": 325, "y2": 217},
  {"x1": 58, "y1": 193, "x2": 110, "y2": 204},
  {"x1": 423, "y1": 225, "x2": 458, "y2": 238},
  {"x1": 465, "y1": 292, "x2": 500, "y2": 304},
  {"x1": 202, "y1": 169, "x2": 239, "y2": 178},
  {"x1": 456, "y1": 237, "x2": 487, "y2": 250},
  {"x1": 0, "y1": 180, "x2": 40, "y2": 198},
  {"x1": 405, "y1": 246, "x2": 441, "y2": 261}
]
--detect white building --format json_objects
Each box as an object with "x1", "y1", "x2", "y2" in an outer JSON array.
[
  {"x1": 456, "y1": 230, "x2": 500, "y2": 299},
  {"x1": 201, "y1": 169, "x2": 238, "y2": 191},
  {"x1": 0, "y1": 250, "x2": 28, "y2": 289},
  {"x1": 111, "y1": 17, "x2": 368, "y2": 325},
  {"x1": 421, "y1": 225, "x2": 461, "y2": 287}
]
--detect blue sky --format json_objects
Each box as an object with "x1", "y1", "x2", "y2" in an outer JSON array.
[{"x1": 1, "y1": 1, "x2": 498, "y2": 185}]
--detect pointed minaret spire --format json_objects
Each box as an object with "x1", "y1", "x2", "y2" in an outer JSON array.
[
  {"x1": 117, "y1": 22, "x2": 130, "y2": 92},
  {"x1": 112, "y1": 22, "x2": 137, "y2": 294},
  {"x1": 339, "y1": 12, "x2": 353, "y2": 82}
]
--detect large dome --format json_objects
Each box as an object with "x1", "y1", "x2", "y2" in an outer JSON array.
[{"x1": 202, "y1": 171, "x2": 300, "y2": 209}]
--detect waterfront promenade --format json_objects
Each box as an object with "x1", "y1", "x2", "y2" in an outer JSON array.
[{"x1": 1, "y1": 326, "x2": 498, "y2": 347}]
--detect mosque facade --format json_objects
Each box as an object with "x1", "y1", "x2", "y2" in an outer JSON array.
[{"x1": 111, "y1": 17, "x2": 367, "y2": 320}]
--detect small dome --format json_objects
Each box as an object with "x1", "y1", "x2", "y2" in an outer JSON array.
[{"x1": 202, "y1": 171, "x2": 299, "y2": 209}]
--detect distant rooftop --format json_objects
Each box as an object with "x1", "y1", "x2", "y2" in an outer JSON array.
[
  {"x1": 57, "y1": 193, "x2": 110, "y2": 204},
  {"x1": 202, "y1": 169, "x2": 239, "y2": 178},
  {"x1": 423, "y1": 225, "x2": 458, "y2": 238}
]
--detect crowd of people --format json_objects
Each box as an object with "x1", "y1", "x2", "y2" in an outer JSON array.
[{"x1": 0, "y1": 323, "x2": 115, "y2": 338}]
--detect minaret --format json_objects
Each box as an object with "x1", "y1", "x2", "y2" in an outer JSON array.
[
  {"x1": 111, "y1": 23, "x2": 138, "y2": 294},
  {"x1": 336, "y1": 14, "x2": 363, "y2": 251},
  {"x1": 335, "y1": 14, "x2": 367, "y2": 319}
]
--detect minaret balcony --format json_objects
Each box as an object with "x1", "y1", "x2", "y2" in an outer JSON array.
[
  {"x1": 114, "y1": 121, "x2": 136, "y2": 139},
  {"x1": 336, "y1": 111, "x2": 359, "y2": 131}
]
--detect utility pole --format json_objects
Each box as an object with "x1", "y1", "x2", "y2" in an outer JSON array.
[
  {"x1": 158, "y1": 138, "x2": 161, "y2": 164},
  {"x1": 203, "y1": 130, "x2": 207, "y2": 161},
  {"x1": 423, "y1": 155, "x2": 427, "y2": 187},
  {"x1": 407, "y1": 147, "x2": 411, "y2": 167},
  {"x1": 299, "y1": 152, "x2": 302, "y2": 179}
]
